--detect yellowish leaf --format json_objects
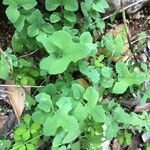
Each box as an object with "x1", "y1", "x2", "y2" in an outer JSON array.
[
  {"x1": 77, "y1": 78, "x2": 89, "y2": 89},
  {"x1": 5, "y1": 81, "x2": 27, "y2": 121}
]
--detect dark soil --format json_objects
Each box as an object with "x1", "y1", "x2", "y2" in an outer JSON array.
[
  {"x1": 129, "y1": 6, "x2": 150, "y2": 36},
  {"x1": 0, "y1": 3, "x2": 14, "y2": 50}
]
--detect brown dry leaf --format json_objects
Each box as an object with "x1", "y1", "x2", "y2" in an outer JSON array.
[
  {"x1": 112, "y1": 139, "x2": 122, "y2": 150},
  {"x1": 77, "y1": 78, "x2": 89, "y2": 89},
  {"x1": 5, "y1": 81, "x2": 27, "y2": 121}
]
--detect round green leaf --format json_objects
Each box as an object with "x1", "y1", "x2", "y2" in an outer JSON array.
[
  {"x1": 6, "y1": 6, "x2": 20, "y2": 23},
  {"x1": 64, "y1": 11, "x2": 76, "y2": 22},
  {"x1": 39, "y1": 31, "x2": 90, "y2": 74},
  {"x1": 63, "y1": 0, "x2": 78, "y2": 11},
  {"x1": 45, "y1": 0, "x2": 60, "y2": 11},
  {"x1": 50, "y1": 12, "x2": 61, "y2": 23},
  {"x1": 27, "y1": 24, "x2": 40, "y2": 37},
  {"x1": 22, "y1": 130, "x2": 30, "y2": 141}
]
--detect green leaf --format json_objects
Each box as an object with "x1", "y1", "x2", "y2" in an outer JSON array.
[
  {"x1": 113, "y1": 106, "x2": 133, "y2": 124},
  {"x1": 103, "y1": 33, "x2": 124, "y2": 57},
  {"x1": 113, "y1": 62, "x2": 146, "y2": 94},
  {"x1": 79, "y1": 62, "x2": 100, "y2": 83},
  {"x1": 32, "y1": 110, "x2": 52, "y2": 125},
  {"x1": 56, "y1": 97, "x2": 72, "y2": 113},
  {"x1": 58, "y1": 146, "x2": 67, "y2": 150},
  {"x1": 0, "y1": 139, "x2": 11, "y2": 150},
  {"x1": 42, "y1": 23, "x2": 54, "y2": 34},
  {"x1": 92, "y1": 0, "x2": 109, "y2": 13},
  {"x1": 27, "y1": 9, "x2": 43, "y2": 24},
  {"x1": 80, "y1": 32, "x2": 93, "y2": 43},
  {"x1": 6, "y1": 6, "x2": 20, "y2": 23},
  {"x1": 15, "y1": 126, "x2": 26, "y2": 136},
  {"x1": 27, "y1": 24, "x2": 40, "y2": 37},
  {"x1": 101, "y1": 77, "x2": 114, "y2": 88},
  {"x1": 63, "y1": 0, "x2": 78, "y2": 11},
  {"x1": 83, "y1": 86, "x2": 99, "y2": 112},
  {"x1": 38, "y1": 103, "x2": 52, "y2": 113},
  {"x1": 3, "y1": 0, "x2": 16, "y2": 5},
  {"x1": 45, "y1": 0, "x2": 60, "y2": 11},
  {"x1": 64, "y1": 11, "x2": 76, "y2": 22},
  {"x1": 84, "y1": 86, "x2": 99, "y2": 103},
  {"x1": 44, "y1": 109, "x2": 79, "y2": 143},
  {"x1": 26, "y1": 144, "x2": 35, "y2": 150},
  {"x1": 71, "y1": 84, "x2": 85, "y2": 100},
  {"x1": 18, "y1": 0, "x2": 37, "y2": 10},
  {"x1": 14, "y1": 15, "x2": 26, "y2": 32},
  {"x1": 101, "y1": 67, "x2": 112, "y2": 78},
  {"x1": 41, "y1": 84, "x2": 57, "y2": 96},
  {"x1": 31, "y1": 123, "x2": 41, "y2": 134},
  {"x1": 43, "y1": 116, "x2": 58, "y2": 136},
  {"x1": 96, "y1": 18, "x2": 105, "y2": 33},
  {"x1": 22, "y1": 130, "x2": 30, "y2": 141},
  {"x1": 50, "y1": 12, "x2": 61, "y2": 23},
  {"x1": 113, "y1": 81, "x2": 129, "y2": 94},
  {"x1": 81, "y1": 1, "x2": 92, "y2": 17},
  {"x1": 18, "y1": 144, "x2": 26, "y2": 150},
  {"x1": 105, "y1": 122, "x2": 119, "y2": 140},
  {"x1": 71, "y1": 141, "x2": 80, "y2": 150},
  {"x1": 35, "y1": 93, "x2": 53, "y2": 112},
  {"x1": 73, "y1": 103, "x2": 87, "y2": 123},
  {"x1": 92, "y1": 105, "x2": 105, "y2": 122},
  {"x1": 23, "y1": 114, "x2": 31, "y2": 125},
  {"x1": 53, "y1": 131, "x2": 67, "y2": 147},
  {"x1": 0, "y1": 55, "x2": 10, "y2": 80},
  {"x1": 38, "y1": 31, "x2": 90, "y2": 74}
]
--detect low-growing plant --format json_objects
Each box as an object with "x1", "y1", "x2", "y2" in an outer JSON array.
[
  {"x1": 1, "y1": 0, "x2": 150, "y2": 149},
  {"x1": 12, "y1": 114, "x2": 42, "y2": 150}
]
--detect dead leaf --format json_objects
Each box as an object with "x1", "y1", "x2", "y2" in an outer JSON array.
[
  {"x1": 77, "y1": 78, "x2": 89, "y2": 89},
  {"x1": 112, "y1": 139, "x2": 122, "y2": 150},
  {"x1": 5, "y1": 81, "x2": 27, "y2": 121}
]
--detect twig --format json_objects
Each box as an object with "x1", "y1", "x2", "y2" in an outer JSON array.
[
  {"x1": 19, "y1": 49, "x2": 38, "y2": 58},
  {"x1": 0, "y1": 84, "x2": 44, "y2": 88},
  {"x1": 121, "y1": 0, "x2": 139, "y2": 63},
  {"x1": 118, "y1": 35, "x2": 150, "y2": 62},
  {"x1": 131, "y1": 35, "x2": 150, "y2": 45}
]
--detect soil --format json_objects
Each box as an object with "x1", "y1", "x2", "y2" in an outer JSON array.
[
  {"x1": 0, "y1": 3, "x2": 14, "y2": 50},
  {"x1": 129, "y1": 6, "x2": 150, "y2": 36}
]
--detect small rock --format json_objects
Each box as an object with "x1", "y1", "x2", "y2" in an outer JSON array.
[{"x1": 142, "y1": 133, "x2": 150, "y2": 143}]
